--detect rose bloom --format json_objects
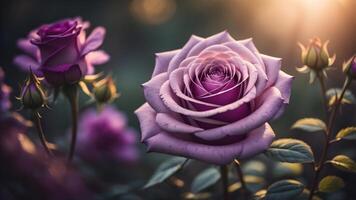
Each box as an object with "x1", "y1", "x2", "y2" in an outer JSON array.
[
  {"x1": 0, "y1": 67, "x2": 11, "y2": 113},
  {"x1": 13, "y1": 17, "x2": 109, "y2": 86},
  {"x1": 77, "y1": 106, "x2": 138, "y2": 164},
  {"x1": 136, "y1": 31, "x2": 293, "y2": 165}
]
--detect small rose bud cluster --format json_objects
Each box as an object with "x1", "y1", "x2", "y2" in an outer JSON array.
[{"x1": 19, "y1": 71, "x2": 47, "y2": 110}]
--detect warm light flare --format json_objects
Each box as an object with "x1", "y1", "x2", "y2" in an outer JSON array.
[
  {"x1": 130, "y1": 0, "x2": 176, "y2": 25},
  {"x1": 17, "y1": 133, "x2": 36, "y2": 155}
]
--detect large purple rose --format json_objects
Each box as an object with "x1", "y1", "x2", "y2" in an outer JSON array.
[
  {"x1": 135, "y1": 31, "x2": 293, "y2": 165},
  {"x1": 14, "y1": 17, "x2": 109, "y2": 86}
]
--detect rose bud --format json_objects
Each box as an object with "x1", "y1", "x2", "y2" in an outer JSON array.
[
  {"x1": 13, "y1": 17, "x2": 110, "y2": 87},
  {"x1": 93, "y1": 76, "x2": 119, "y2": 104},
  {"x1": 135, "y1": 31, "x2": 293, "y2": 165},
  {"x1": 342, "y1": 55, "x2": 356, "y2": 79},
  {"x1": 298, "y1": 37, "x2": 335, "y2": 72},
  {"x1": 19, "y1": 72, "x2": 46, "y2": 110}
]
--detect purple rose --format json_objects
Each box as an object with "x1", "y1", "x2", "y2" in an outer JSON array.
[
  {"x1": 0, "y1": 68, "x2": 11, "y2": 113},
  {"x1": 14, "y1": 17, "x2": 109, "y2": 86},
  {"x1": 77, "y1": 106, "x2": 138, "y2": 164},
  {"x1": 135, "y1": 31, "x2": 293, "y2": 165}
]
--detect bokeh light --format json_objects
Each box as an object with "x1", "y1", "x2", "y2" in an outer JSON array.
[{"x1": 130, "y1": 0, "x2": 176, "y2": 25}]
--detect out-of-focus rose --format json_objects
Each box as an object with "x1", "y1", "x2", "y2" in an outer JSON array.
[
  {"x1": 77, "y1": 106, "x2": 138, "y2": 164},
  {"x1": 135, "y1": 31, "x2": 293, "y2": 165},
  {"x1": 0, "y1": 113, "x2": 92, "y2": 200},
  {"x1": 0, "y1": 67, "x2": 11, "y2": 113},
  {"x1": 13, "y1": 17, "x2": 109, "y2": 86},
  {"x1": 343, "y1": 55, "x2": 356, "y2": 80}
]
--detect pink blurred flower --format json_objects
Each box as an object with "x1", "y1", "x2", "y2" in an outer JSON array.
[{"x1": 77, "y1": 106, "x2": 138, "y2": 164}]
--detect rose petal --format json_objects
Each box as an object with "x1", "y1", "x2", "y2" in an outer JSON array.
[
  {"x1": 162, "y1": 71, "x2": 256, "y2": 118},
  {"x1": 144, "y1": 123, "x2": 274, "y2": 165},
  {"x1": 34, "y1": 33, "x2": 80, "y2": 67},
  {"x1": 80, "y1": 26, "x2": 106, "y2": 56},
  {"x1": 64, "y1": 64, "x2": 82, "y2": 84},
  {"x1": 13, "y1": 55, "x2": 40, "y2": 71},
  {"x1": 86, "y1": 62, "x2": 94, "y2": 75},
  {"x1": 271, "y1": 71, "x2": 294, "y2": 119},
  {"x1": 274, "y1": 71, "x2": 294, "y2": 104},
  {"x1": 134, "y1": 103, "x2": 161, "y2": 142},
  {"x1": 223, "y1": 41, "x2": 268, "y2": 95},
  {"x1": 142, "y1": 72, "x2": 170, "y2": 113},
  {"x1": 186, "y1": 31, "x2": 235, "y2": 57},
  {"x1": 167, "y1": 35, "x2": 203, "y2": 73},
  {"x1": 17, "y1": 38, "x2": 39, "y2": 59},
  {"x1": 237, "y1": 123, "x2": 275, "y2": 159},
  {"x1": 261, "y1": 54, "x2": 282, "y2": 88},
  {"x1": 193, "y1": 87, "x2": 283, "y2": 140},
  {"x1": 42, "y1": 63, "x2": 82, "y2": 86},
  {"x1": 223, "y1": 41, "x2": 262, "y2": 66},
  {"x1": 152, "y1": 50, "x2": 179, "y2": 77},
  {"x1": 238, "y1": 38, "x2": 264, "y2": 65},
  {"x1": 156, "y1": 113, "x2": 203, "y2": 133},
  {"x1": 85, "y1": 50, "x2": 110, "y2": 65}
]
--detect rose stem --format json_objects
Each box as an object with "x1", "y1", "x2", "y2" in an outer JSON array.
[
  {"x1": 63, "y1": 84, "x2": 79, "y2": 163},
  {"x1": 234, "y1": 159, "x2": 248, "y2": 199},
  {"x1": 308, "y1": 77, "x2": 352, "y2": 200},
  {"x1": 220, "y1": 165, "x2": 229, "y2": 200},
  {"x1": 316, "y1": 72, "x2": 328, "y2": 119},
  {"x1": 33, "y1": 111, "x2": 53, "y2": 156}
]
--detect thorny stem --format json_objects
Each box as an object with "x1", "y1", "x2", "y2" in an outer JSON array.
[
  {"x1": 220, "y1": 165, "x2": 229, "y2": 200},
  {"x1": 308, "y1": 77, "x2": 352, "y2": 200},
  {"x1": 63, "y1": 84, "x2": 79, "y2": 163},
  {"x1": 234, "y1": 159, "x2": 248, "y2": 200},
  {"x1": 33, "y1": 112, "x2": 53, "y2": 156}
]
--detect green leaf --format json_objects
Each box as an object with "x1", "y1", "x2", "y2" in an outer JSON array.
[
  {"x1": 329, "y1": 155, "x2": 356, "y2": 173},
  {"x1": 245, "y1": 175, "x2": 265, "y2": 192},
  {"x1": 273, "y1": 162, "x2": 303, "y2": 178},
  {"x1": 191, "y1": 167, "x2": 220, "y2": 193},
  {"x1": 326, "y1": 88, "x2": 355, "y2": 106},
  {"x1": 242, "y1": 160, "x2": 266, "y2": 177},
  {"x1": 318, "y1": 176, "x2": 344, "y2": 193},
  {"x1": 265, "y1": 179, "x2": 304, "y2": 200},
  {"x1": 335, "y1": 127, "x2": 356, "y2": 140},
  {"x1": 265, "y1": 139, "x2": 314, "y2": 163},
  {"x1": 291, "y1": 118, "x2": 326, "y2": 132},
  {"x1": 144, "y1": 157, "x2": 188, "y2": 189},
  {"x1": 228, "y1": 175, "x2": 265, "y2": 193}
]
